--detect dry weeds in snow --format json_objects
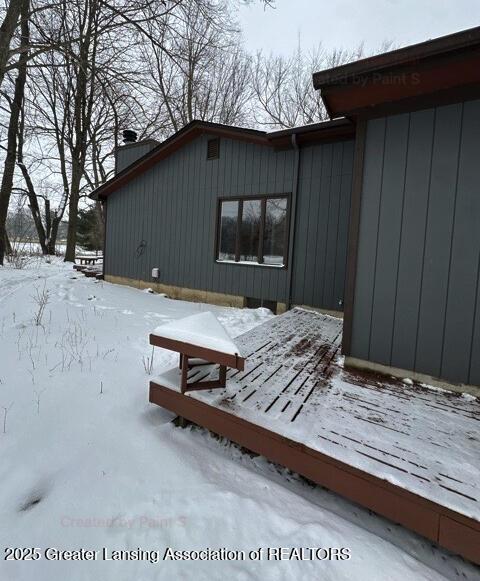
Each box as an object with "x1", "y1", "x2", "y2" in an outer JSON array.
[
  {"x1": 31, "y1": 283, "x2": 50, "y2": 327},
  {"x1": 1, "y1": 403, "x2": 14, "y2": 434},
  {"x1": 142, "y1": 347, "x2": 155, "y2": 375}
]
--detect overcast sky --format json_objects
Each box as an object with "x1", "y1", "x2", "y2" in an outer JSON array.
[{"x1": 237, "y1": 0, "x2": 480, "y2": 56}]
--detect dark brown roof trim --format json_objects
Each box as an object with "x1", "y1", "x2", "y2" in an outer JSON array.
[
  {"x1": 91, "y1": 118, "x2": 354, "y2": 200},
  {"x1": 268, "y1": 118, "x2": 355, "y2": 148},
  {"x1": 267, "y1": 117, "x2": 350, "y2": 137},
  {"x1": 313, "y1": 25, "x2": 480, "y2": 88}
]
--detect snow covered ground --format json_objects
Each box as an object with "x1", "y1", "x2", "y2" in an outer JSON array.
[{"x1": 0, "y1": 259, "x2": 478, "y2": 581}]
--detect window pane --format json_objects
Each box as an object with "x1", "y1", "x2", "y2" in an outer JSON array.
[
  {"x1": 218, "y1": 200, "x2": 238, "y2": 261},
  {"x1": 239, "y1": 199, "x2": 261, "y2": 262},
  {"x1": 263, "y1": 198, "x2": 287, "y2": 265}
]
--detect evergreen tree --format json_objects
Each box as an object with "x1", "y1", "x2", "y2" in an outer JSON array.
[{"x1": 77, "y1": 206, "x2": 103, "y2": 252}]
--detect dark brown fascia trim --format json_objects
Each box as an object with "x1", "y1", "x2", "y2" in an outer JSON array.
[
  {"x1": 91, "y1": 119, "x2": 355, "y2": 200},
  {"x1": 313, "y1": 25, "x2": 480, "y2": 88},
  {"x1": 198, "y1": 119, "x2": 268, "y2": 138},
  {"x1": 335, "y1": 81, "x2": 480, "y2": 121},
  {"x1": 315, "y1": 44, "x2": 480, "y2": 119},
  {"x1": 268, "y1": 118, "x2": 355, "y2": 148},
  {"x1": 267, "y1": 117, "x2": 351, "y2": 138}
]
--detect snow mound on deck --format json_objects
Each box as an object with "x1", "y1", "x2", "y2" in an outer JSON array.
[{"x1": 152, "y1": 311, "x2": 242, "y2": 356}]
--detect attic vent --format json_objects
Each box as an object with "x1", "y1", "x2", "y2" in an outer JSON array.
[{"x1": 207, "y1": 138, "x2": 220, "y2": 160}]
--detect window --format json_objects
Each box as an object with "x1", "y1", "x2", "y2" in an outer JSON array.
[
  {"x1": 207, "y1": 138, "x2": 220, "y2": 160},
  {"x1": 263, "y1": 198, "x2": 288, "y2": 266},
  {"x1": 217, "y1": 195, "x2": 289, "y2": 267},
  {"x1": 218, "y1": 200, "x2": 238, "y2": 261},
  {"x1": 239, "y1": 199, "x2": 261, "y2": 262}
]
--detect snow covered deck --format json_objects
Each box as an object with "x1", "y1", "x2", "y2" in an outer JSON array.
[{"x1": 149, "y1": 308, "x2": 480, "y2": 564}]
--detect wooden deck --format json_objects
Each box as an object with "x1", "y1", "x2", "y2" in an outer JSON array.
[
  {"x1": 73, "y1": 263, "x2": 103, "y2": 278},
  {"x1": 149, "y1": 308, "x2": 480, "y2": 564}
]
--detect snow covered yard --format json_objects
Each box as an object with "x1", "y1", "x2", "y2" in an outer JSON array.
[{"x1": 0, "y1": 260, "x2": 478, "y2": 581}]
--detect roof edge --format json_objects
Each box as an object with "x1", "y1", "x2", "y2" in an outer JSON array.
[
  {"x1": 313, "y1": 25, "x2": 480, "y2": 89},
  {"x1": 267, "y1": 117, "x2": 351, "y2": 138},
  {"x1": 91, "y1": 119, "x2": 354, "y2": 200}
]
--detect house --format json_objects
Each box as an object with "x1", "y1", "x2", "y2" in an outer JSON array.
[
  {"x1": 93, "y1": 120, "x2": 355, "y2": 316},
  {"x1": 90, "y1": 27, "x2": 480, "y2": 562},
  {"x1": 91, "y1": 25, "x2": 480, "y2": 392}
]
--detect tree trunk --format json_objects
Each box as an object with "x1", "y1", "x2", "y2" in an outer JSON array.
[
  {"x1": 44, "y1": 198, "x2": 54, "y2": 254},
  {"x1": 17, "y1": 166, "x2": 48, "y2": 255},
  {"x1": 64, "y1": 10, "x2": 92, "y2": 263},
  {"x1": 47, "y1": 213, "x2": 61, "y2": 255},
  {"x1": 64, "y1": 200, "x2": 77, "y2": 260},
  {"x1": 26, "y1": 196, "x2": 48, "y2": 254},
  {"x1": 5, "y1": 231, "x2": 12, "y2": 255},
  {"x1": 0, "y1": 0, "x2": 29, "y2": 266},
  {"x1": 64, "y1": 167, "x2": 81, "y2": 262},
  {"x1": 0, "y1": 0, "x2": 22, "y2": 91},
  {"x1": 95, "y1": 200, "x2": 104, "y2": 251},
  {"x1": 17, "y1": 81, "x2": 49, "y2": 254}
]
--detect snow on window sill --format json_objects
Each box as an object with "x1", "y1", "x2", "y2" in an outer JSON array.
[{"x1": 216, "y1": 259, "x2": 285, "y2": 268}]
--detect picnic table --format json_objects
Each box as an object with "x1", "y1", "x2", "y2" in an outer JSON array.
[
  {"x1": 76, "y1": 255, "x2": 103, "y2": 265},
  {"x1": 150, "y1": 312, "x2": 245, "y2": 394}
]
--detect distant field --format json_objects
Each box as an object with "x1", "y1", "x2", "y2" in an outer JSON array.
[{"x1": 10, "y1": 242, "x2": 101, "y2": 256}]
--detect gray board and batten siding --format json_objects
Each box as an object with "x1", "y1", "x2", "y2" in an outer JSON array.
[
  {"x1": 115, "y1": 141, "x2": 159, "y2": 173},
  {"x1": 105, "y1": 133, "x2": 354, "y2": 311},
  {"x1": 350, "y1": 99, "x2": 480, "y2": 387}
]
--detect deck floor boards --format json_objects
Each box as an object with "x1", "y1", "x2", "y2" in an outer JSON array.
[
  {"x1": 152, "y1": 308, "x2": 480, "y2": 521},
  {"x1": 150, "y1": 307, "x2": 480, "y2": 561}
]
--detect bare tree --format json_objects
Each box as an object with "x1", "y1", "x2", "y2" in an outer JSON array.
[
  {"x1": 0, "y1": 0, "x2": 23, "y2": 91},
  {"x1": 31, "y1": 0, "x2": 237, "y2": 261},
  {"x1": 0, "y1": 0, "x2": 286, "y2": 262},
  {"x1": 0, "y1": 0, "x2": 29, "y2": 265},
  {"x1": 16, "y1": 120, "x2": 66, "y2": 255},
  {"x1": 252, "y1": 40, "x2": 400, "y2": 130},
  {"x1": 252, "y1": 43, "x2": 366, "y2": 129},
  {"x1": 140, "y1": 0, "x2": 253, "y2": 136}
]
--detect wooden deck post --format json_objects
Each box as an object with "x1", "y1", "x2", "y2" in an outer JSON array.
[
  {"x1": 180, "y1": 354, "x2": 189, "y2": 394},
  {"x1": 219, "y1": 365, "x2": 227, "y2": 388}
]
